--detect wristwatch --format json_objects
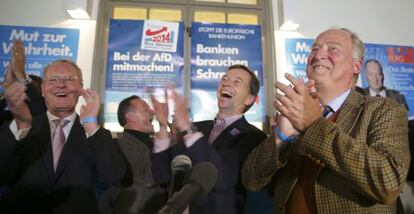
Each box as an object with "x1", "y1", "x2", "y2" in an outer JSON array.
[{"x1": 180, "y1": 125, "x2": 197, "y2": 138}]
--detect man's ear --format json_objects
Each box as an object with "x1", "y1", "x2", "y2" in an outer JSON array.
[
  {"x1": 244, "y1": 95, "x2": 256, "y2": 106},
  {"x1": 125, "y1": 111, "x2": 134, "y2": 122},
  {"x1": 353, "y1": 59, "x2": 362, "y2": 75}
]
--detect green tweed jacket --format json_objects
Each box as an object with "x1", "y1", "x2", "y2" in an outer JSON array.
[{"x1": 242, "y1": 90, "x2": 410, "y2": 213}]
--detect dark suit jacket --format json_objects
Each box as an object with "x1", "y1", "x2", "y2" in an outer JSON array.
[
  {"x1": 152, "y1": 116, "x2": 267, "y2": 214},
  {"x1": 363, "y1": 87, "x2": 409, "y2": 109},
  {"x1": 99, "y1": 131, "x2": 166, "y2": 214},
  {"x1": 0, "y1": 114, "x2": 126, "y2": 214},
  {"x1": 242, "y1": 90, "x2": 410, "y2": 213}
]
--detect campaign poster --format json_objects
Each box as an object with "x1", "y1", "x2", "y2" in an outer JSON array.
[
  {"x1": 284, "y1": 38, "x2": 313, "y2": 81},
  {"x1": 0, "y1": 25, "x2": 79, "y2": 80},
  {"x1": 362, "y1": 44, "x2": 414, "y2": 118},
  {"x1": 104, "y1": 19, "x2": 184, "y2": 131},
  {"x1": 190, "y1": 22, "x2": 264, "y2": 125},
  {"x1": 284, "y1": 38, "x2": 414, "y2": 118}
]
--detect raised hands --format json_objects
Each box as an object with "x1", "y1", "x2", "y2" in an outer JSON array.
[
  {"x1": 2, "y1": 41, "x2": 32, "y2": 129},
  {"x1": 3, "y1": 69, "x2": 32, "y2": 128},
  {"x1": 151, "y1": 90, "x2": 170, "y2": 140},
  {"x1": 80, "y1": 89, "x2": 100, "y2": 134},
  {"x1": 274, "y1": 73, "x2": 323, "y2": 132},
  {"x1": 168, "y1": 87, "x2": 191, "y2": 132},
  {"x1": 150, "y1": 90, "x2": 169, "y2": 128},
  {"x1": 10, "y1": 40, "x2": 27, "y2": 82}
]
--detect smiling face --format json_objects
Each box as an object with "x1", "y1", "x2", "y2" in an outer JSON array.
[
  {"x1": 125, "y1": 98, "x2": 154, "y2": 134},
  {"x1": 306, "y1": 29, "x2": 361, "y2": 102},
  {"x1": 41, "y1": 61, "x2": 83, "y2": 118},
  {"x1": 365, "y1": 60, "x2": 384, "y2": 92},
  {"x1": 216, "y1": 68, "x2": 255, "y2": 117}
]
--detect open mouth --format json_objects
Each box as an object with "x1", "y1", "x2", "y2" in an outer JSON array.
[
  {"x1": 55, "y1": 92, "x2": 68, "y2": 98},
  {"x1": 220, "y1": 90, "x2": 233, "y2": 99}
]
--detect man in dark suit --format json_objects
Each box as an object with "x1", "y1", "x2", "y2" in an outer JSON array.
[
  {"x1": 99, "y1": 95, "x2": 166, "y2": 214},
  {"x1": 363, "y1": 58, "x2": 409, "y2": 109},
  {"x1": 152, "y1": 64, "x2": 267, "y2": 214},
  {"x1": 242, "y1": 28, "x2": 409, "y2": 213},
  {"x1": 0, "y1": 58, "x2": 126, "y2": 214}
]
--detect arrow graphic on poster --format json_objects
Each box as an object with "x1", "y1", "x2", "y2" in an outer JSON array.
[{"x1": 146, "y1": 27, "x2": 167, "y2": 36}]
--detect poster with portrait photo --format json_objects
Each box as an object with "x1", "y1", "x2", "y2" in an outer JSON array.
[
  {"x1": 284, "y1": 38, "x2": 414, "y2": 118},
  {"x1": 361, "y1": 44, "x2": 414, "y2": 118}
]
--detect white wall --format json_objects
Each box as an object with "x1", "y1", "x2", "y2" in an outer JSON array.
[
  {"x1": 0, "y1": 0, "x2": 99, "y2": 110},
  {"x1": 275, "y1": 0, "x2": 414, "y2": 45}
]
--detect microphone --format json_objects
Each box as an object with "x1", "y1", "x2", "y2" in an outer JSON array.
[
  {"x1": 158, "y1": 162, "x2": 218, "y2": 214},
  {"x1": 168, "y1": 155, "x2": 192, "y2": 199}
]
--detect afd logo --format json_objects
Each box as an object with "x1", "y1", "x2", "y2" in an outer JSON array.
[
  {"x1": 141, "y1": 20, "x2": 179, "y2": 52},
  {"x1": 145, "y1": 26, "x2": 173, "y2": 43},
  {"x1": 387, "y1": 47, "x2": 414, "y2": 64}
]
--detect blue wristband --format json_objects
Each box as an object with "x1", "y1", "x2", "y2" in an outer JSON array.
[
  {"x1": 275, "y1": 127, "x2": 297, "y2": 143},
  {"x1": 81, "y1": 116, "x2": 97, "y2": 124},
  {"x1": 0, "y1": 85, "x2": 4, "y2": 95}
]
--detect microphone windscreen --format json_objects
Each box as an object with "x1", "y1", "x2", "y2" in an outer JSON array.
[
  {"x1": 188, "y1": 162, "x2": 218, "y2": 196},
  {"x1": 170, "y1": 155, "x2": 192, "y2": 172}
]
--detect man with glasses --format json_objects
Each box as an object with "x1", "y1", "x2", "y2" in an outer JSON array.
[{"x1": 0, "y1": 59, "x2": 126, "y2": 214}]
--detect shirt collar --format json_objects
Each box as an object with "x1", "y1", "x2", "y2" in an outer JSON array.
[
  {"x1": 369, "y1": 88, "x2": 386, "y2": 97},
  {"x1": 326, "y1": 89, "x2": 351, "y2": 113},
  {"x1": 47, "y1": 111, "x2": 77, "y2": 124},
  {"x1": 215, "y1": 114, "x2": 243, "y2": 126}
]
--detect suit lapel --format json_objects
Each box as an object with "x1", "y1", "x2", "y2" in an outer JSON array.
[
  {"x1": 211, "y1": 117, "x2": 247, "y2": 149},
  {"x1": 35, "y1": 115, "x2": 55, "y2": 179},
  {"x1": 55, "y1": 116, "x2": 85, "y2": 177},
  {"x1": 336, "y1": 90, "x2": 365, "y2": 135}
]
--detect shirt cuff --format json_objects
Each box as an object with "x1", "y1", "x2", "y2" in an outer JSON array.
[
  {"x1": 183, "y1": 132, "x2": 203, "y2": 148},
  {"x1": 9, "y1": 120, "x2": 31, "y2": 141},
  {"x1": 153, "y1": 137, "x2": 171, "y2": 153}
]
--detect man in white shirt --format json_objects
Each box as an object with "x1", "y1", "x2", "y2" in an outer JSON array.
[{"x1": 364, "y1": 58, "x2": 408, "y2": 109}]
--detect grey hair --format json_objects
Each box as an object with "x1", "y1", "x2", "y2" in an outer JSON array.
[{"x1": 329, "y1": 27, "x2": 365, "y2": 62}]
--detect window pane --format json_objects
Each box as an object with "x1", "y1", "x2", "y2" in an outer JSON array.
[
  {"x1": 228, "y1": 13, "x2": 258, "y2": 25},
  {"x1": 113, "y1": 7, "x2": 147, "y2": 20},
  {"x1": 150, "y1": 9, "x2": 182, "y2": 21},
  {"x1": 228, "y1": 0, "x2": 257, "y2": 5},
  {"x1": 194, "y1": 0, "x2": 225, "y2": 2},
  {"x1": 194, "y1": 11, "x2": 225, "y2": 23}
]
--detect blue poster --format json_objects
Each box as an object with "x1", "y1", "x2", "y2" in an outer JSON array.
[
  {"x1": 0, "y1": 25, "x2": 79, "y2": 80},
  {"x1": 362, "y1": 44, "x2": 414, "y2": 118},
  {"x1": 104, "y1": 19, "x2": 184, "y2": 130},
  {"x1": 285, "y1": 38, "x2": 313, "y2": 81},
  {"x1": 190, "y1": 22, "x2": 264, "y2": 124},
  {"x1": 285, "y1": 38, "x2": 414, "y2": 118}
]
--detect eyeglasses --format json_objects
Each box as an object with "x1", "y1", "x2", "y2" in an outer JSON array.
[{"x1": 44, "y1": 75, "x2": 79, "y2": 85}]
